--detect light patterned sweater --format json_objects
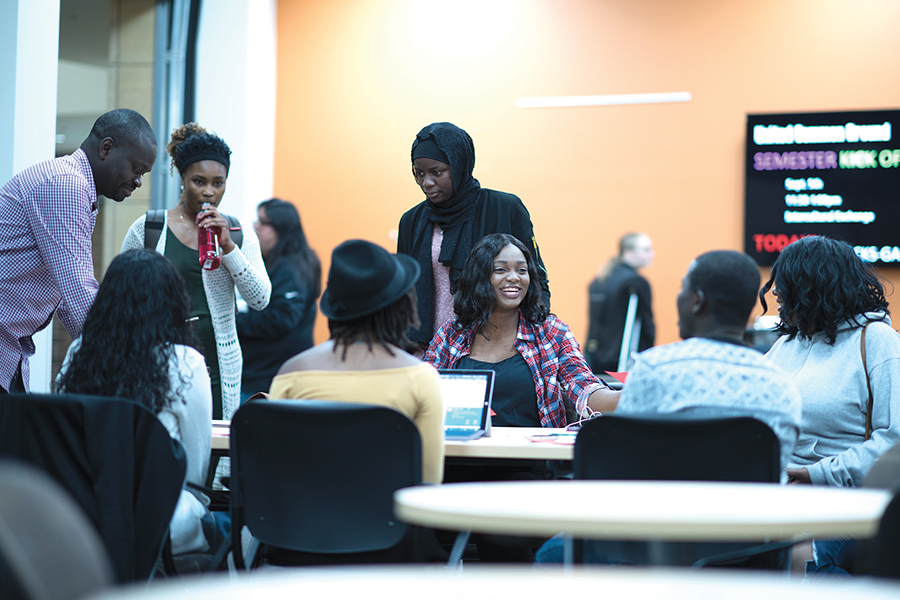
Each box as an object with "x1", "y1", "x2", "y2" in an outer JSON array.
[{"x1": 618, "y1": 337, "x2": 803, "y2": 476}]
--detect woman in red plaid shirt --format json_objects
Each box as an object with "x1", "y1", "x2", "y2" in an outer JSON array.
[{"x1": 426, "y1": 233, "x2": 619, "y2": 427}]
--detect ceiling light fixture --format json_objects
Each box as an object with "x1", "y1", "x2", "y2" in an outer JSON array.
[{"x1": 516, "y1": 92, "x2": 692, "y2": 108}]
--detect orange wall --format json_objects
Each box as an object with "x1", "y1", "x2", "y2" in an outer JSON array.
[{"x1": 274, "y1": 0, "x2": 900, "y2": 347}]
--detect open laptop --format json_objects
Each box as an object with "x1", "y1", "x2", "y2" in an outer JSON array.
[{"x1": 438, "y1": 369, "x2": 494, "y2": 441}]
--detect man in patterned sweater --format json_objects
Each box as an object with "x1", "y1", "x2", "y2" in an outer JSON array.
[
  {"x1": 0, "y1": 109, "x2": 156, "y2": 393},
  {"x1": 617, "y1": 250, "x2": 802, "y2": 474}
]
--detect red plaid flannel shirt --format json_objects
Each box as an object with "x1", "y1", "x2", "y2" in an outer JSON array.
[{"x1": 425, "y1": 311, "x2": 607, "y2": 427}]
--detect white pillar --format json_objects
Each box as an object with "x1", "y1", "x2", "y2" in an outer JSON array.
[
  {"x1": 194, "y1": 0, "x2": 277, "y2": 228},
  {"x1": 0, "y1": 0, "x2": 61, "y2": 392}
]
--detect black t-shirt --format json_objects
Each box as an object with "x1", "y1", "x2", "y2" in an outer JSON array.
[{"x1": 458, "y1": 353, "x2": 541, "y2": 427}]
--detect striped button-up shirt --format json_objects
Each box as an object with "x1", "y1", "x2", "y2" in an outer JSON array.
[{"x1": 0, "y1": 149, "x2": 99, "y2": 391}]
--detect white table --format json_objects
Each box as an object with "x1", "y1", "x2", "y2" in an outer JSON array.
[
  {"x1": 444, "y1": 427, "x2": 575, "y2": 460},
  {"x1": 394, "y1": 480, "x2": 892, "y2": 564},
  {"x1": 211, "y1": 420, "x2": 229, "y2": 453},
  {"x1": 88, "y1": 565, "x2": 900, "y2": 600},
  {"x1": 213, "y1": 423, "x2": 576, "y2": 461}
]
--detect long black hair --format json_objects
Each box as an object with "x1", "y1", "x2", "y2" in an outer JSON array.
[
  {"x1": 454, "y1": 233, "x2": 548, "y2": 330},
  {"x1": 258, "y1": 198, "x2": 321, "y2": 299},
  {"x1": 56, "y1": 249, "x2": 200, "y2": 414},
  {"x1": 759, "y1": 236, "x2": 888, "y2": 344}
]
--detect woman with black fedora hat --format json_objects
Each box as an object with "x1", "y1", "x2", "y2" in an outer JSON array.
[{"x1": 270, "y1": 239, "x2": 444, "y2": 484}]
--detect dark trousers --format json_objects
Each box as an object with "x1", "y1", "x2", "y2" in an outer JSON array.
[{"x1": 0, "y1": 361, "x2": 26, "y2": 395}]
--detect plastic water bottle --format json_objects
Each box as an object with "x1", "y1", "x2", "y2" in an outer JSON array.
[{"x1": 198, "y1": 203, "x2": 221, "y2": 270}]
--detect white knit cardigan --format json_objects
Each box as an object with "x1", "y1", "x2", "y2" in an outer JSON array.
[{"x1": 121, "y1": 212, "x2": 271, "y2": 420}]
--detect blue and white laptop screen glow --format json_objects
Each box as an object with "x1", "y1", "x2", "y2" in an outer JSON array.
[{"x1": 438, "y1": 369, "x2": 494, "y2": 439}]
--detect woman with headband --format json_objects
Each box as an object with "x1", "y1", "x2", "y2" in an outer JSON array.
[{"x1": 122, "y1": 123, "x2": 271, "y2": 423}]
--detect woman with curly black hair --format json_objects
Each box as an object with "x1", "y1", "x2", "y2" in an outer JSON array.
[
  {"x1": 761, "y1": 235, "x2": 900, "y2": 575},
  {"x1": 56, "y1": 249, "x2": 215, "y2": 555},
  {"x1": 761, "y1": 235, "x2": 900, "y2": 487},
  {"x1": 121, "y1": 123, "x2": 270, "y2": 422},
  {"x1": 426, "y1": 233, "x2": 618, "y2": 428}
]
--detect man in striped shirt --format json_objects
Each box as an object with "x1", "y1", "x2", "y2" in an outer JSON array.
[{"x1": 0, "y1": 108, "x2": 156, "y2": 393}]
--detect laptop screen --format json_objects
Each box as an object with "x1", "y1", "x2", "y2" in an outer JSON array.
[{"x1": 438, "y1": 369, "x2": 494, "y2": 432}]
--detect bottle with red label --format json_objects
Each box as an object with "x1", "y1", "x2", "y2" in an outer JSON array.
[{"x1": 198, "y1": 203, "x2": 221, "y2": 270}]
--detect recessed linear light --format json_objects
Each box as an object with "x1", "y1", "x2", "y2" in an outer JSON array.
[{"x1": 515, "y1": 92, "x2": 692, "y2": 108}]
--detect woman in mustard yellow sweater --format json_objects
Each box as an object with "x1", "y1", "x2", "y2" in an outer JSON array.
[{"x1": 269, "y1": 239, "x2": 444, "y2": 483}]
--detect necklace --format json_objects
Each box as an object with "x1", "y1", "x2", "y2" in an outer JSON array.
[{"x1": 177, "y1": 204, "x2": 195, "y2": 225}]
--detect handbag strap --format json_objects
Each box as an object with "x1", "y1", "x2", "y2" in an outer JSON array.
[{"x1": 861, "y1": 322, "x2": 874, "y2": 441}]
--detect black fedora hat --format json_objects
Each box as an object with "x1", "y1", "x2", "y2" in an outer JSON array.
[{"x1": 320, "y1": 240, "x2": 421, "y2": 321}]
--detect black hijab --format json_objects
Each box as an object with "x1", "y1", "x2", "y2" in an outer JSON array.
[{"x1": 409, "y1": 122, "x2": 482, "y2": 345}]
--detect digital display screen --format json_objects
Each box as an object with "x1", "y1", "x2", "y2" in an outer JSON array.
[{"x1": 744, "y1": 109, "x2": 900, "y2": 266}]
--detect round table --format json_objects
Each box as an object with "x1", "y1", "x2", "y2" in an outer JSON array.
[
  {"x1": 90, "y1": 565, "x2": 900, "y2": 600},
  {"x1": 394, "y1": 480, "x2": 892, "y2": 541}
]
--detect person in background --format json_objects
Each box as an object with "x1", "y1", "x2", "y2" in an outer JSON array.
[
  {"x1": 121, "y1": 123, "x2": 270, "y2": 422},
  {"x1": 585, "y1": 232, "x2": 655, "y2": 373},
  {"x1": 0, "y1": 108, "x2": 156, "y2": 393},
  {"x1": 397, "y1": 122, "x2": 550, "y2": 355},
  {"x1": 270, "y1": 239, "x2": 443, "y2": 484},
  {"x1": 237, "y1": 198, "x2": 320, "y2": 401},
  {"x1": 56, "y1": 249, "x2": 218, "y2": 556},
  {"x1": 426, "y1": 233, "x2": 617, "y2": 428},
  {"x1": 761, "y1": 235, "x2": 900, "y2": 575}
]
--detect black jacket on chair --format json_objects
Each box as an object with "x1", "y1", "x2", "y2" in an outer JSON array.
[{"x1": 0, "y1": 393, "x2": 186, "y2": 583}]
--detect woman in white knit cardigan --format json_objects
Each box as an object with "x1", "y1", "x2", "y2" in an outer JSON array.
[{"x1": 122, "y1": 123, "x2": 270, "y2": 423}]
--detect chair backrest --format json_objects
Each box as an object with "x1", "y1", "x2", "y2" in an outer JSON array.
[
  {"x1": 0, "y1": 393, "x2": 186, "y2": 583},
  {"x1": 855, "y1": 443, "x2": 900, "y2": 576},
  {"x1": 230, "y1": 400, "x2": 422, "y2": 556},
  {"x1": 573, "y1": 414, "x2": 784, "y2": 569},
  {"x1": 863, "y1": 491, "x2": 900, "y2": 578},
  {"x1": 0, "y1": 460, "x2": 114, "y2": 600},
  {"x1": 574, "y1": 413, "x2": 780, "y2": 483}
]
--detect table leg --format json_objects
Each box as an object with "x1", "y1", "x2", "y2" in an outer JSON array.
[
  {"x1": 647, "y1": 540, "x2": 678, "y2": 565},
  {"x1": 563, "y1": 536, "x2": 574, "y2": 568},
  {"x1": 449, "y1": 530, "x2": 472, "y2": 567}
]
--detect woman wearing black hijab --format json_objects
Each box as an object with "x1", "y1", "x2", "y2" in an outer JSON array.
[{"x1": 397, "y1": 122, "x2": 550, "y2": 353}]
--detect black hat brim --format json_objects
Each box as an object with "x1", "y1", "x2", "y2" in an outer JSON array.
[{"x1": 320, "y1": 253, "x2": 421, "y2": 321}]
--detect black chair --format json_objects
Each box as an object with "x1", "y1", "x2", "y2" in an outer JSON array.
[
  {"x1": 0, "y1": 460, "x2": 114, "y2": 600},
  {"x1": 229, "y1": 400, "x2": 438, "y2": 568},
  {"x1": 0, "y1": 393, "x2": 186, "y2": 583},
  {"x1": 572, "y1": 413, "x2": 786, "y2": 568},
  {"x1": 857, "y1": 491, "x2": 900, "y2": 578},
  {"x1": 854, "y1": 442, "x2": 900, "y2": 577}
]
